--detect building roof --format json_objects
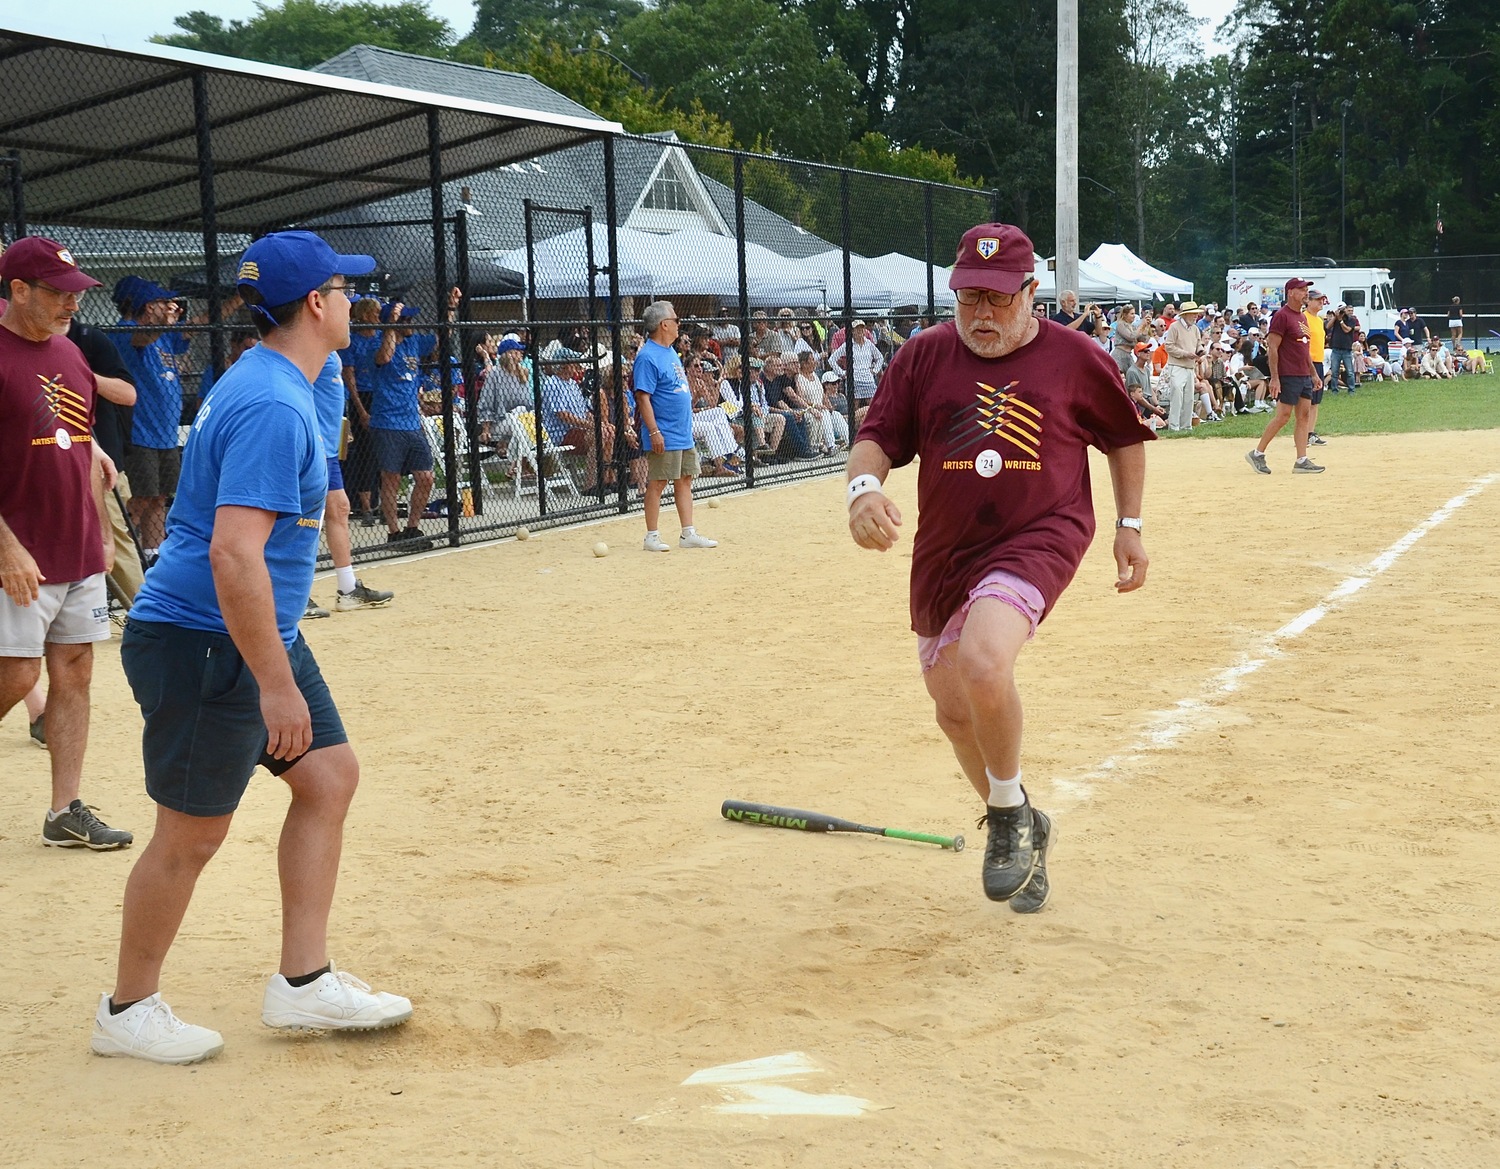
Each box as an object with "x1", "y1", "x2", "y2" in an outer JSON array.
[
  {"x1": 0, "y1": 24, "x2": 619, "y2": 232},
  {"x1": 313, "y1": 45, "x2": 603, "y2": 125}
]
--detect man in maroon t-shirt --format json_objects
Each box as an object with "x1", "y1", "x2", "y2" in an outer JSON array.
[
  {"x1": 847, "y1": 223, "x2": 1152, "y2": 912},
  {"x1": 1245, "y1": 277, "x2": 1325, "y2": 475},
  {"x1": 0, "y1": 236, "x2": 133, "y2": 850}
]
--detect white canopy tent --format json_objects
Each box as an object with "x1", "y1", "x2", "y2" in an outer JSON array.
[
  {"x1": 1031, "y1": 254, "x2": 1155, "y2": 302},
  {"x1": 490, "y1": 225, "x2": 825, "y2": 305},
  {"x1": 1086, "y1": 243, "x2": 1193, "y2": 298},
  {"x1": 795, "y1": 249, "x2": 910, "y2": 311},
  {"x1": 864, "y1": 252, "x2": 958, "y2": 309}
]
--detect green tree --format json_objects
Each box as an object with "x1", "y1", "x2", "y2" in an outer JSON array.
[
  {"x1": 614, "y1": 0, "x2": 864, "y2": 162},
  {"x1": 465, "y1": 0, "x2": 644, "y2": 57},
  {"x1": 493, "y1": 38, "x2": 735, "y2": 145},
  {"x1": 154, "y1": 0, "x2": 456, "y2": 68}
]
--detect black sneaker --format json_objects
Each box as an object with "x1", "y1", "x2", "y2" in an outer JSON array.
[
  {"x1": 979, "y1": 798, "x2": 1039, "y2": 902},
  {"x1": 1009, "y1": 808, "x2": 1054, "y2": 914},
  {"x1": 42, "y1": 800, "x2": 133, "y2": 850},
  {"x1": 335, "y1": 580, "x2": 394, "y2": 611},
  {"x1": 29, "y1": 713, "x2": 46, "y2": 749},
  {"x1": 397, "y1": 529, "x2": 434, "y2": 551},
  {"x1": 1308, "y1": 432, "x2": 1327, "y2": 446}
]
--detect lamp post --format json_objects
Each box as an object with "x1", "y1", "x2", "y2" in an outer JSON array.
[
  {"x1": 1230, "y1": 61, "x2": 1238, "y2": 263},
  {"x1": 570, "y1": 45, "x2": 651, "y2": 89},
  {"x1": 1340, "y1": 99, "x2": 1351, "y2": 260},
  {"x1": 1291, "y1": 81, "x2": 1302, "y2": 264}
]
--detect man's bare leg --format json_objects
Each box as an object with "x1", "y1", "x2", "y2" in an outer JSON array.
[
  {"x1": 276, "y1": 743, "x2": 359, "y2": 976},
  {"x1": 672, "y1": 475, "x2": 694, "y2": 529},
  {"x1": 114, "y1": 806, "x2": 233, "y2": 1002},
  {"x1": 42, "y1": 642, "x2": 92, "y2": 811}
]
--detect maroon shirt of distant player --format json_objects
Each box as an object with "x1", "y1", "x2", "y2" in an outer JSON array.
[
  {"x1": 856, "y1": 319, "x2": 1154, "y2": 637},
  {"x1": 0, "y1": 324, "x2": 105, "y2": 583},
  {"x1": 1267, "y1": 304, "x2": 1314, "y2": 377}
]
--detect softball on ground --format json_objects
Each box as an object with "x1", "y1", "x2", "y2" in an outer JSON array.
[
  {"x1": 515, "y1": 526, "x2": 530, "y2": 541},
  {"x1": 592, "y1": 542, "x2": 609, "y2": 557}
]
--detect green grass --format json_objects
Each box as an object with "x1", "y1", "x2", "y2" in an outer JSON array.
[{"x1": 1166, "y1": 370, "x2": 1500, "y2": 439}]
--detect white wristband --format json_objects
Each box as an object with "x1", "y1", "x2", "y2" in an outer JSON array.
[{"x1": 847, "y1": 474, "x2": 884, "y2": 508}]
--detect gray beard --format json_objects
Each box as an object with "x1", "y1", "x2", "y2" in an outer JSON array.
[{"x1": 956, "y1": 312, "x2": 1032, "y2": 359}]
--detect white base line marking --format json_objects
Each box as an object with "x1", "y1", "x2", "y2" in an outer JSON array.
[{"x1": 1053, "y1": 473, "x2": 1499, "y2": 806}]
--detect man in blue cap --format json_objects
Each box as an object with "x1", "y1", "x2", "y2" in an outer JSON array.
[{"x1": 95, "y1": 231, "x2": 412, "y2": 1065}]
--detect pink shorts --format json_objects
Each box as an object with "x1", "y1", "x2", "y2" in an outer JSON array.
[{"x1": 916, "y1": 570, "x2": 1045, "y2": 673}]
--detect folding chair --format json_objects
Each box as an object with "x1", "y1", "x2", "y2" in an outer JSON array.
[{"x1": 504, "y1": 407, "x2": 579, "y2": 500}]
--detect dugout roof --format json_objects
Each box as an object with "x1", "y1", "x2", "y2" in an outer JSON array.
[{"x1": 0, "y1": 25, "x2": 623, "y2": 233}]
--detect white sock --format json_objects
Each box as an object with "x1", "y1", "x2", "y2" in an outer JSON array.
[
  {"x1": 986, "y1": 769, "x2": 1025, "y2": 809},
  {"x1": 647, "y1": 529, "x2": 660, "y2": 539},
  {"x1": 335, "y1": 566, "x2": 357, "y2": 593},
  {"x1": 681, "y1": 526, "x2": 695, "y2": 537}
]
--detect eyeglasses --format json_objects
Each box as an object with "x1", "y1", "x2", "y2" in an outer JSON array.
[
  {"x1": 319, "y1": 280, "x2": 351, "y2": 298},
  {"x1": 29, "y1": 280, "x2": 86, "y2": 303},
  {"x1": 956, "y1": 281, "x2": 1033, "y2": 308}
]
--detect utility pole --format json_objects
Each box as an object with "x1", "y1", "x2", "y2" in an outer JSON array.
[
  {"x1": 1055, "y1": 0, "x2": 1079, "y2": 301},
  {"x1": 1291, "y1": 81, "x2": 1302, "y2": 264},
  {"x1": 1230, "y1": 63, "x2": 1238, "y2": 264},
  {"x1": 1340, "y1": 99, "x2": 1351, "y2": 260}
]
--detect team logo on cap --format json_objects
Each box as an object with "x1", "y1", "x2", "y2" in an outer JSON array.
[
  {"x1": 238, "y1": 260, "x2": 260, "y2": 281},
  {"x1": 55, "y1": 248, "x2": 77, "y2": 267},
  {"x1": 975, "y1": 237, "x2": 1000, "y2": 260}
]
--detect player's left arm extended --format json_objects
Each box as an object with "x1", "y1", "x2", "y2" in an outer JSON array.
[{"x1": 1106, "y1": 442, "x2": 1148, "y2": 593}]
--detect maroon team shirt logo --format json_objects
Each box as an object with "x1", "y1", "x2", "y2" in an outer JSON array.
[
  {"x1": 943, "y1": 380, "x2": 1043, "y2": 474},
  {"x1": 31, "y1": 372, "x2": 92, "y2": 453}
]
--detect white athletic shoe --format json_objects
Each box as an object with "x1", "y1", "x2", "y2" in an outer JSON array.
[
  {"x1": 642, "y1": 532, "x2": 671, "y2": 553},
  {"x1": 261, "y1": 964, "x2": 413, "y2": 1032},
  {"x1": 91, "y1": 993, "x2": 224, "y2": 1064},
  {"x1": 679, "y1": 531, "x2": 718, "y2": 549}
]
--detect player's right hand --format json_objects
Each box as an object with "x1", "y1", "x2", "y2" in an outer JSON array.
[
  {"x1": 262, "y1": 683, "x2": 313, "y2": 763},
  {"x1": 0, "y1": 544, "x2": 44, "y2": 607},
  {"x1": 849, "y1": 492, "x2": 902, "y2": 551}
]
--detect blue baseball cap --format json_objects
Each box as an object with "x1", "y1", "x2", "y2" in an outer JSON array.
[
  {"x1": 113, "y1": 275, "x2": 179, "y2": 315},
  {"x1": 235, "y1": 230, "x2": 375, "y2": 307},
  {"x1": 399, "y1": 304, "x2": 422, "y2": 320},
  {"x1": 497, "y1": 337, "x2": 525, "y2": 355}
]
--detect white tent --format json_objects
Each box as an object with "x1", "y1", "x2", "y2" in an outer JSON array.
[
  {"x1": 795, "y1": 249, "x2": 910, "y2": 311},
  {"x1": 1086, "y1": 243, "x2": 1193, "y2": 298},
  {"x1": 1031, "y1": 255, "x2": 1154, "y2": 302},
  {"x1": 490, "y1": 225, "x2": 825, "y2": 306},
  {"x1": 864, "y1": 252, "x2": 958, "y2": 309}
]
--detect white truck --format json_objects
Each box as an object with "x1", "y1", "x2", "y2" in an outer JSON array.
[{"x1": 1227, "y1": 265, "x2": 1400, "y2": 341}]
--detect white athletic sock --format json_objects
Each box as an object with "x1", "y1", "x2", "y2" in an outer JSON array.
[
  {"x1": 335, "y1": 566, "x2": 358, "y2": 593},
  {"x1": 986, "y1": 769, "x2": 1025, "y2": 809},
  {"x1": 681, "y1": 526, "x2": 695, "y2": 537},
  {"x1": 646, "y1": 529, "x2": 660, "y2": 539}
]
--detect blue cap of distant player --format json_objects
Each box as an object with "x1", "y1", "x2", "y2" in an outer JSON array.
[
  {"x1": 235, "y1": 230, "x2": 375, "y2": 307},
  {"x1": 113, "y1": 275, "x2": 179, "y2": 315},
  {"x1": 497, "y1": 337, "x2": 525, "y2": 355},
  {"x1": 399, "y1": 304, "x2": 421, "y2": 320}
]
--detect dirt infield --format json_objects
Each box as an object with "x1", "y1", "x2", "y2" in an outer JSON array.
[{"x1": 4, "y1": 430, "x2": 1499, "y2": 1167}]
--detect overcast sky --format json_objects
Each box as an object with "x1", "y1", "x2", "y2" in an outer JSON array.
[{"x1": 17, "y1": 0, "x2": 1237, "y2": 57}]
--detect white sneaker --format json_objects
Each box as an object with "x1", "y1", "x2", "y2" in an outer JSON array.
[
  {"x1": 261, "y1": 964, "x2": 413, "y2": 1032},
  {"x1": 642, "y1": 533, "x2": 671, "y2": 553},
  {"x1": 91, "y1": 993, "x2": 224, "y2": 1064},
  {"x1": 679, "y1": 531, "x2": 718, "y2": 549}
]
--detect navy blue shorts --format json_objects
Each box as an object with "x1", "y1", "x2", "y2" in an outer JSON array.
[
  {"x1": 326, "y1": 455, "x2": 345, "y2": 492},
  {"x1": 370, "y1": 427, "x2": 433, "y2": 475},
  {"x1": 121, "y1": 619, "x2": 348, "y2": 817},
  {"x1": 1276, "y1": 375, "x2": 1316, "y2": 405}
]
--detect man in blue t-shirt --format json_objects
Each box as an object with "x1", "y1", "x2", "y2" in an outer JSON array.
[
  {"x1": 632, "y1": 300, "x2": 716, "y2": 552},
  {"x1": 99, "y1": 231, "x2": 412, "y2": 1067},
  {"x1": 303, "y1": 353, "x2": 393, "y2": 619},
  {"x1": 369, "y1": 301, "x2": 437, "y2": 550},
  {"x1": 339, "y1": 296, "x2": 385, "y2": 524}
]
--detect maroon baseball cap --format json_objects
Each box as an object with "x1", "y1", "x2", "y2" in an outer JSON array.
[
  {"x1": 949, "y1": 223, "x2": 1035, "y2": 295},
  {"x1": 1284, "y1": 277, "x2": 1312, "y2": 293},
  {"x1": 0, "y1": 236, "x2": 101, "y2": 293}
]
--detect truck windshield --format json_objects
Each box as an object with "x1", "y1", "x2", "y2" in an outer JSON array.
[{"x1": 1342, "y1": 289, "x2": 1366, "y2": 307}]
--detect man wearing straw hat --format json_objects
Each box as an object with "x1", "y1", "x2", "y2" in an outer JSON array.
[{"x1": 1161, "y1": 300, "x2": 1206, "y2": 430}]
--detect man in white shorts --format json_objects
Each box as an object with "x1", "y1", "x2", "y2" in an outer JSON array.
[{"x1": 0, "y1": 236, "x2": 133, "y2": 849}]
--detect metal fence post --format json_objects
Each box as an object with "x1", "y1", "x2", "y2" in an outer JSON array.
[
  {"x1": 454, "y1": 193, "x2": 479, "y2": 515},
  {"x1": 524, "y1": 197, "x2": 548, "y2": 519},
  {"x1": 840, "y1": 170, "x2": 855, "y2": 438},
  {"x1": 7, "y1": 150, "x2": 25, "y2": 239},
  {"x1": 427, "y1": 109, "x2": 458, "y2": 545},
  {"x1": 604, "y1": 135, "x2": 626, "y2": 512},
  {"x1": 583, "y1": 204, "x2": 604, "y2": 502},
  {"x1": 924, "y1": 184, "x2": 935, "y2": 318},
  {"x1": 734, "y1": 153, "x2": 753, "y2": 489},
  {"x1": 192, "y1": 73, "x2": 224, "y2": 385}
]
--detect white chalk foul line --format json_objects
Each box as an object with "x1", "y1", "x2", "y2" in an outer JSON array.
[{"x1": 1053, "y1": 472, "x2": 1500, "y2": 805}]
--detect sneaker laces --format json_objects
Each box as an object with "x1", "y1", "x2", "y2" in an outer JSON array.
[
  {"x1": 129, "y1": 998, "x2": 189, "y2": 1043},
  {"x1": 327, "y1": 965, "x2": 374, "y2": 997},
  {"x1": 978, "y1": 806, "x2": 1023, "y2": 867},
  {"x1": 73, "y1": 803, "x2": 110, "y2": 834}
]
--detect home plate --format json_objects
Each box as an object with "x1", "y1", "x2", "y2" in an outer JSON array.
[{"x1": 634, "y1": 1052, "x2": 884, "y2": 1120}]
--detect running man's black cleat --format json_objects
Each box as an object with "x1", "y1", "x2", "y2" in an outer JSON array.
[
  {"x1": 1008, "y1": 808, "x2": 1054, "y2": 914},
  {"x1": 979, "y1": 797, "x2": 1039, "y2": 902}
]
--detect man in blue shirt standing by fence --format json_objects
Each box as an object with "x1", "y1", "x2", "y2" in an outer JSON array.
[
  {"x1": 633, "y1": 300, "x2": 717, "y2": 553},
  {"x1": 94, "y1": 231, "x2": 412, "y2": 1066}
]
